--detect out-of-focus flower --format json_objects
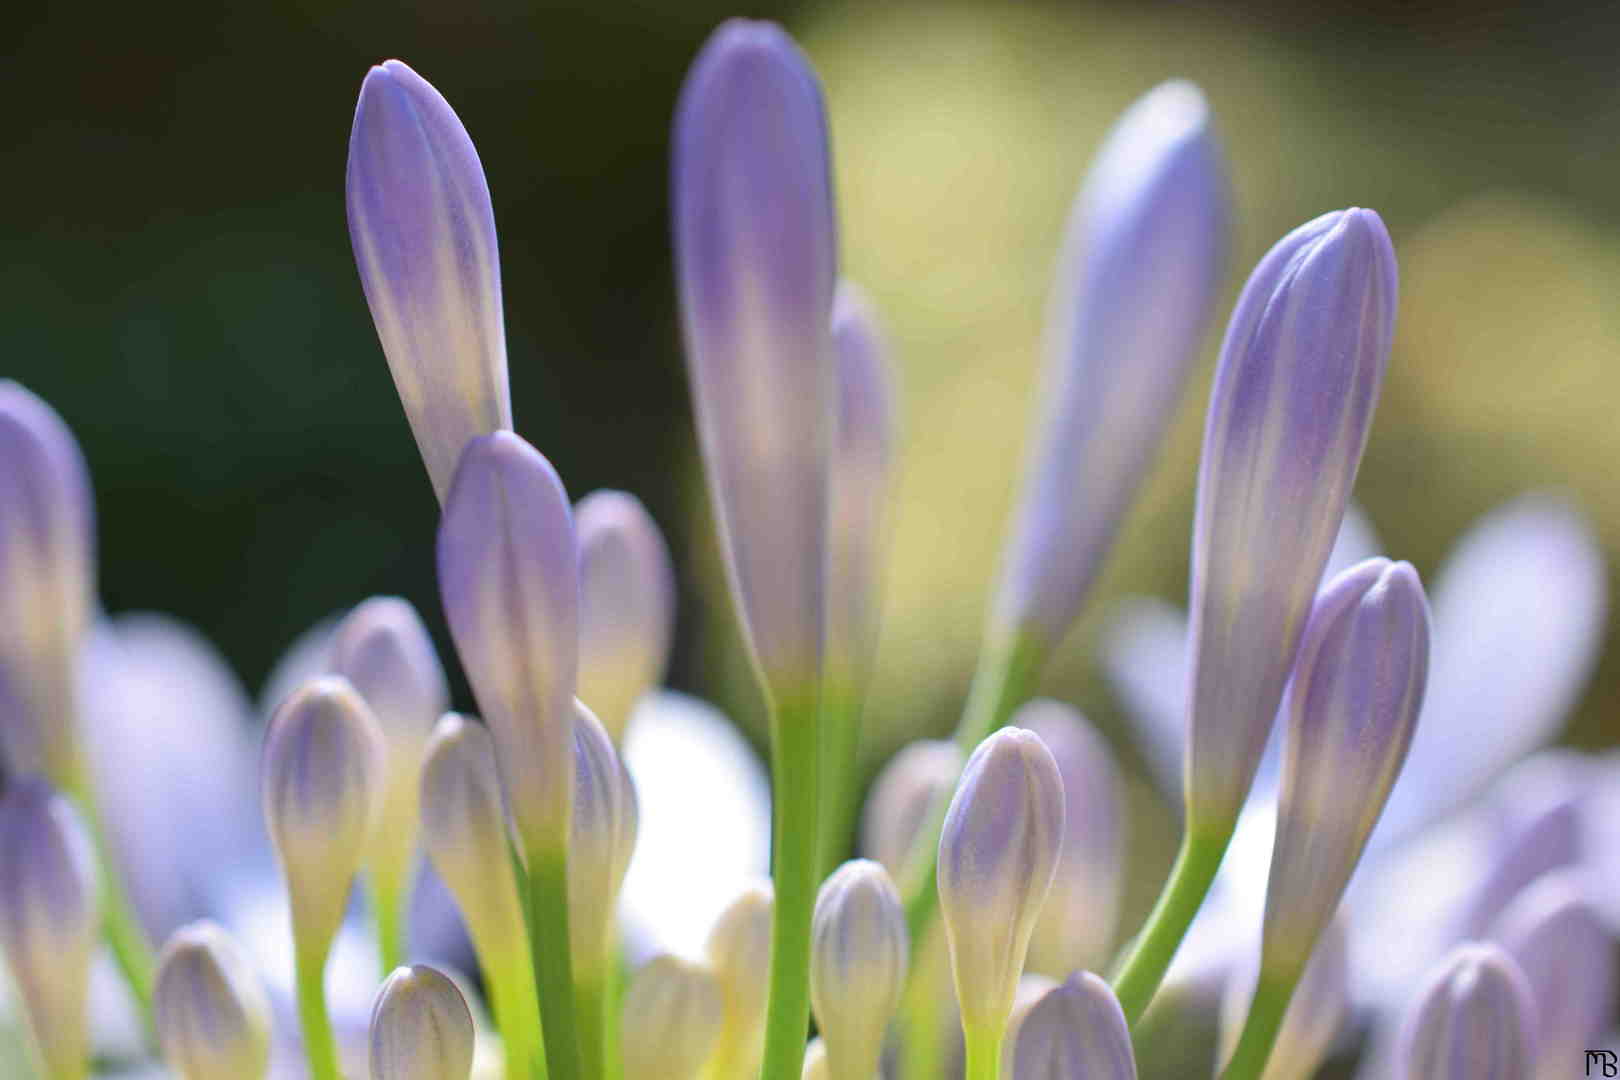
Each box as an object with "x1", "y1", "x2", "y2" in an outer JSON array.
[
  {"x1": 810, "y1": 860, "x2": 908, "y2": 1080},
  {"x1": 620, "y1": 955, "x2": 723, "y2": 1080},
  {"x1": 346, "y1": 60, "x2": 510, "y2": 504},
  {"x1": 1396, "y1": 944, "x2": 1537, "y2": 1080},
  {"x1": 1008, "y1": 972, "x2": 1136, "y2": 1080},
  {"x1": 1003, "y1": 973, "x2": 1060, "y2": 1076},
  {"x1": 368, "y1": 964, "x2": 475, "y2": 1080},
  {"x1": 152, "y1": 920, "x2": 272, "y2": 1080},
  {"x1": 704, "y1": 881, "x2": 774, "y2": 1080},
  {"x1": 567, "y1": 701, "x2": 639, "y2": 973},
  {"x1": 861, "y1": 739, "x2": 961, "y2": 891}
]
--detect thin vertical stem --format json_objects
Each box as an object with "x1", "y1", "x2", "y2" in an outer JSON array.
[
  {"x1": 295, "y1": 937, "x2": 340, "y2": 1080},
  {"x1": 1219, "y1": 968, "x2": 1298, "y2": 1080},
  {"x1": 528, "y1": 848, "x2": 582, "y2": 1080},
  {"x1": 815, "y1": 686, "x2": 863, "y2": 879},
  {"x1": 962, "y1": 1024, "x2": 1004, "y2": 1080}
]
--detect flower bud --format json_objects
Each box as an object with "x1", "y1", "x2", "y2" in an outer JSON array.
[
  {"x1": 0, "y1": 382, "x2": 94, "y2": 785},
  {"x1": 153, "y1": 920, "x2": 272, "y2": 1080},
  {"x1": 568, "y1": 701, "x2": 639, "y2": 973},
  {"x1": 1218, "y1": 919, "x2": 1348, "y2": 1080},
  {"x1": 937, "y1": 727, "x2": 1065, "y2": 1035},
  {"x1": 1008, "y1": 972, "x2": 1136, "y2": 1080},
  {"x1": 1016, "y1": 700, "x2": 1123, "y2": 976},
  {"x1": 1397, "y1": 944, "x2": 1537, "y2": 1080},
  {"x1": 801, "y1": 1036, "x2": 829, "y2": 1080},
  {"x1": 1003, "y1": 973, "x2": 1059, "y2": 1077},
  {"x1": 811, "y1": 859, "x2": 909, "y2": 1080},
  {"x1": 576, "y1": 490, "x2": 675, "y2": 741},
  {"x1": 1262, "y1": 559, "x2": 1428, "y2": 977},
  {"x1": 437, "y1": 431, "x2": 578, "y2": 850},
  {"x1": 368, "y1": 964, "x2": 476, "y2": 1080},
  {"x1": 673, "y1": 19, "x2": 838, "y2": 693},
  {"x1": 704, "y1": 881, "x2": 774, "y2": 1079},
  {"x1": 261, "y1": 676, "x2": 385, "y2": 947},
  {"x1": 0, "y1": 776, "x2": 98, "y2": 1080},
  {"x1": 861, "y1": 739, "x2": 961, "y2": 885},
  {"x1": 995, "y1": 81, "x2": 1227, "y2": 647},
  {"x1": 621, "y1": 954, "x2": 724, "y2": 1080},
  {"x1": 1185, "y1": 208, "x2": 1396, "y2": 828},
  {"x1": 346, "y1": 60, "x2": 510, "y2": 503}
]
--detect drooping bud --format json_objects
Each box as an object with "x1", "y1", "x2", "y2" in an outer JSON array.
[
  {"x1": 704, "y1": 881, "x2": 775, "y2": 1080},
  {"x1": 1396, "y1": 944, "x2": 1537, "y2": 1080},
  {"x1": 620, "y1": 954, "x2": 724, "y2": 1080},
  {"x1": 261, "y1": 676, "x2": 385, "y2": 947},
  {"x1": 568, "y1": 701, "x2": 639, "y2": 974},
  {"x1": 1016, "y1": 700, "x2": 1123, "y2": 976},
  {"x1": 0, "y1": 382, "x2": 94, "y2": 785},
  {"x1": 437, "y1": 431, "x2": 578, "y2": 850},
  {"x1": 994, "y1": 81, "x2": 1227, "y2": 648},
  {"x1": 1261, "y1": 559, "x2": 1428, "y2": 978},
  {"x1": 1218, "y1": 919, "x2": 1349, "y2": 1080},
  {"x1": 0, "y1": 776, "x2": 98, "y2": 1080},
  {"x1": 576, "y1": 491, "x2": 675, "y2": 741},
  {"x1": 937, "y1": 727, "x2": 1065, "y2": 1036},
  {"x1": 346, "y1": 60, "x2": 511, "y2": 503},
  {"x1": 153, "y1": 920, "x2": 273, "y2": 1080},
  {"x1": 1008, "y1": 972, "x2": 1136, "y2": 1080},
  {"x1": 1184, "y1": 208, "x2": 1396, "y2": 828},
  {"x1": 673, "y1": 18, "x2": 838, "y2": 695},
  {"x1": 861, "y1": 739, "x2": 961, "y2": 887},
  {"x1": 368, "y1": 964, "x2": 476, "y2": 1080},
  {"x1": 810, "y1": 860, "x2": 909, "y2": 1080}
]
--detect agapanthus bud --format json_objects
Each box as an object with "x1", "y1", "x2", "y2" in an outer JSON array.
[
  {"x1": 0, "y1": 776, "x2": 98, "y2": 1080},
  {"x1": 153, "y1": 920, "x2": 272, "y2": 1080},
  {"x1": 368, "y1": 964, "x2": 475, "y2": 1080},
  {"x1": 261, "y1": 676, "x2": 385, "y2": 946},
  {"x1": 995, "y1": 81, "x2": 1227, "y2": 647},
  {"x1": 621, "y1": 955, "x2": 724, "y2": 1080},
  {"x1": 801, "y1": 1037, "x2": 829, "y2": 1080},
  {"x1": 938, "y1": 727, "x2": 1065, "y2": 1035},
  {"x1": 1397, "y1": 944, "x2": 1537, "y2": 1080},
  {"x1": 1016, "y1": 700, "x2": 1123, "y2": 976},
  {"x1": 1185, "y1": 208, "x2": 1396, "y2": 828},
  {"x1": 673, "y1": 18, "x2": 838, "y2": 693},
  {"x1": 1009, "y1": 972, "x2": 1136, "y2": 1080},
  {"x1": 1218, "y1": 920, "x2": 1349, "y2": 1080},
  {"x1": 1262, "y1": 559, "x2": 1428, "y2": 977},
  {"x1": 1004, "y1": 973, "x2": 1060, "y2": 1075},
  {"x1": 826, "y1": 281, "x2": 896, "y2": 692},
  {"x1": 576, "y1": 490, "x2": 675, "y2": 741},
  {"x1": 568, "y1": 701, "x2": 639, "y2": 971},
  {"x1": 437, "y1": 431, "x2": 578, "y2": 849},
  {"x1": 861, "y1": 739, "x2": 961, "y2": 882},
  {"x1": 810, "y1": 860, "x2": 909, "y2": 1080},
  {"x1": 0, "y1": 382, "x2": 94, "y2": 784},
  {"x1": 705, "y1": 881, "x2": 775, "y2": 1079},
  {"x1": 346, "y1": 60, "x2": 510, "y2": 503}
]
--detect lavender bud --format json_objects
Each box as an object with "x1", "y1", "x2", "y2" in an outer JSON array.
[
  {"x1": 1009, "y1": 972, "x2": 1136, "y2": 1080},
  {"x1": 153, "y1": 920, "x2": 272, "y2": 1080},
  {"x1": 437, "y1": 431, "x2": 578, "y2": 850},
  {"x1": 1218, "y1": 919, "x2": 1349, "y2": 1080},
  {"x1": 576, "y1": 490, "x2": 675, "y2": 741},
  {"x1": 1397, "y1": 944, "x2": 1537, "y2": 1080},
  {"x1": 810, "y1": 860, "x2": 909, "y2": 1079},
  {"x1": 937, "y1": 727, "x2": 1066, "y2": 1035},
  {"x1": 346, "y1": 60, "x2": 510, "y2": 503},
  {"x1": 1016, "y1": 700, "x2": 1123, "y2": 976},
  {"x1": 261, "y1": 676, "x2": 385, "y2": 947},
  {"x1": 1185, "y1": 208, "x2": 1396, "y2": 828},
  {"x1": 0, "y1": 776, "x2": 98, "y2": 1080},
  {"x1": 673, "y1": 19, "x2": 838, "y2": 693},
  {"x1": 861, "y1": 739, "x2": 962, "y2": 883},
  {"x1": 621, "y1": 954, "x2": 724, "y2": 1080},
  {"x1": 995, "y1": 81, "x2": 1227, "y2": 647},
  {"x1": 1004, "y1": 973, "x2": 1060, "y2": 1075},
  {"x1": 368, "y1": 964, "x2": 475, "y2": 1080},
  {"x1": 704, "y1": 881, "x2": 774, "y2": 1079},
  {"x1": 568, "y1": 701, "x2": 639, "y2": 973},
  {"x1": 0, "y1": 382, "x2": 94, "y2": 785}
]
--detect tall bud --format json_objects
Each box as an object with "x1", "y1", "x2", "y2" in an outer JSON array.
[
  {"x1": 568, "y1": 701, "x2": 639, "y2": 973},
  {"x1": 705, "y1": 881, "x2": 775, "y2": 1080},
  {"x1": 368, "y1": 964, "x2": 476, "y2": 1080},
  {"x1": 620, "y1": 955, "x2": 723, "y2": 1080},
  {"x1": 1396, "y1": 944, "x2": 1537, "y2": 1080},
  {"x1": 810, "y1": 860, "x2": 909, "y2": 1080},
  {"x1": 153, "y1": 920, "x2": 273, "y2": 1080},
  {"x1": 1008, "y1": 973, "x2": 1136, "y2": 1080}
]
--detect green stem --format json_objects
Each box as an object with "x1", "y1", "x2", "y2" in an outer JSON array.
[
  {"x1": 486, "y1": 944, "x2": 545, "y2": 1080},
  {"x1": 528, "y1": 848, "x2": 582, "y2": 1080},
  {"x1": 962, "y1": 1024, "x2": 1004, "y2": 1080},
  {"x1": 759, "y1": 692, "x2": 821, "y2": 1080},
  {"x1": 1109, "y1": 821, "x2": 1232, "y2": 1026},
  {"x1": 815, "y1": 685, "x2": 863, "y2": 879},
  {"x1": 64, "y1": 768, "x2": 154, "y2": 1033},
  {"x1": 1218, "y1": 969, "x2": 1297, "y2": 1080},
  {"x1": 295, "y1": 937, "x2": 340, "y2": 1080},
  {"x1": 575, "y1": 971, "x2": 607, "y2": 1080},
  {"x1": 898, "y1": 965, "x2": 944, "y2": 1080},
  {"x1": 370, "y1": 861, "x2": 408, "y2": 976}
]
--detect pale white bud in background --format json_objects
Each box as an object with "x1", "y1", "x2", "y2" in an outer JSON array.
[
  {"x1": 153, "y1": 920, "x2": 273, "y2": 1080},
  {"x1": 620, "y1": 954, "x2": 723, "y2": 1080}
]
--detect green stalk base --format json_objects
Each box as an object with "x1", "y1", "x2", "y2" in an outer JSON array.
[
  {"x1": 295, "y1": 939, "x2": 340, "y2": 1080},
  {"x1": 963, "y1": 1024, "x2": 1005, "y2": 1080},
  {"x1": 574, "y1": 972, "x2": 607, "y2": 1080},
  {"x1": 527, "y1": 848, "x2": 582, "y2": 1080},
  {"x1": 815, "y1": 686, "x2": 864, "y2": 880},
  {"x1": 1219, "y1": 968, "x2": 1297, "y2": 1080}
]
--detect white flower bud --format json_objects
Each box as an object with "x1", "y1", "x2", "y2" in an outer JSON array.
[
  {"x1": 621, "y1": 954, "x2": 723, "y2": 1080},
  {"x1": 810, "y1": 860, "x2": 909, "y2": 1080},
  {"x1": 704, "y1": 881, "x2": 774, "y2": 1079},
  {"x1": 568, "y1": 701, "x2": 638, "y2": 974},
  {"x1": 153, "y1": 920, "x2": 273, "y2": 1080},
  {"x1": 369, "y1": 964, "x2": 476, "y2": 1080}
]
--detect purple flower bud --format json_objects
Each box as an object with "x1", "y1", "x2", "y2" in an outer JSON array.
[
  {"x1": 1397, "y1": 944, "x2": 1537, "y2": 1080},
  {"x1": 0, "y1": 382, "x2": 94, "y2": 785},
  {"x1": 153, "y1": 920, "x2": 273, "y2": 1080},
  {"x1": 826, "y1": 281, "x2": 896, "y2": 693},
  {"x1": 568, "y1": 700, "x2": 639, "y2": 971},
  {"x1": 575, "y1": 490, "x2": 676, "y2": 741},
  {"x1": 937, "y1": 727, "x2": 1065, "y2": 1035},
  {"x1": 860, "y1": 739, "x2": 961, "y2": 882},
  {"x1": 621, "y1": 954, "x2": 724, "y2": 1080},
  {"x1": 996, "y1": 81, "x2": 1227, "y2": 647},
  {"x1": 1185, "y1": 208, "x2": 1397, "y2": 827},
  {"x1": 1009, "y1": 972, "x2": 1136, "y2": 1080},
  {"x1": 261, "y1": 676, "x2": 386, "y2": 947},
  {"x1": 810, "y1": 860, "x2": 909, "y2": 1080},
  {"x1": 1262, "y1": 559, "x2": 1428, "y2": 977},
  {"x1": 0, "y1": 776, "x2": 98, "y2": 1080},
  {"x1": 673, "y1": 19, "x2": 838, "y2": 693},
  {"x1": 368, "y1": 964, "x2": 476, "y2": 1080},
  {"x1": 437, "y1": 431, "x2": 578, "y2": 850},
  {"x1": 346, "y1": 60, "x2": 510, "y2": 503}
]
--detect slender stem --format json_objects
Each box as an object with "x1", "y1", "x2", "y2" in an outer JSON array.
[
  {"x1": 295, "y1": 937, "x2": 340, "y2": 1080},
  {"x1": 815, "y1": 684, "x2": 863, "y2": 879},
  {"x1": 485, "y1": 941, "x2": 545, "y2": 1080},
  {"x1": 1109, "y1": 821, "x2": 1232, "y2": 1025},
  {"x1": 898, "y1": 955, "x2": 944, "y2": 1080},
  {"x1": 575, "y1": 971, "x2": 607, "y2": 1080},
  {"x1": 759, "y1": 692, "x2": 821, "y2": 1080},
  {"x1": 604, "y1": 947, "x2": 626, "y2": 1080},
  {"x1": 369, "y1": 860, "x2": 407, "y2": 976},
  {"x1": 528, "y1": 847, "x2": 583, "y2": 1080},
  {"x1": 64, "y1": 768, "x2": 154, "y2": 1032},
  {"x1": 1219, "y1": 968, "x2": 1298, "y2": 1080},
  {"x1": 962, "y1": 1024, "x2": 1004, "y2": 1080}
]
